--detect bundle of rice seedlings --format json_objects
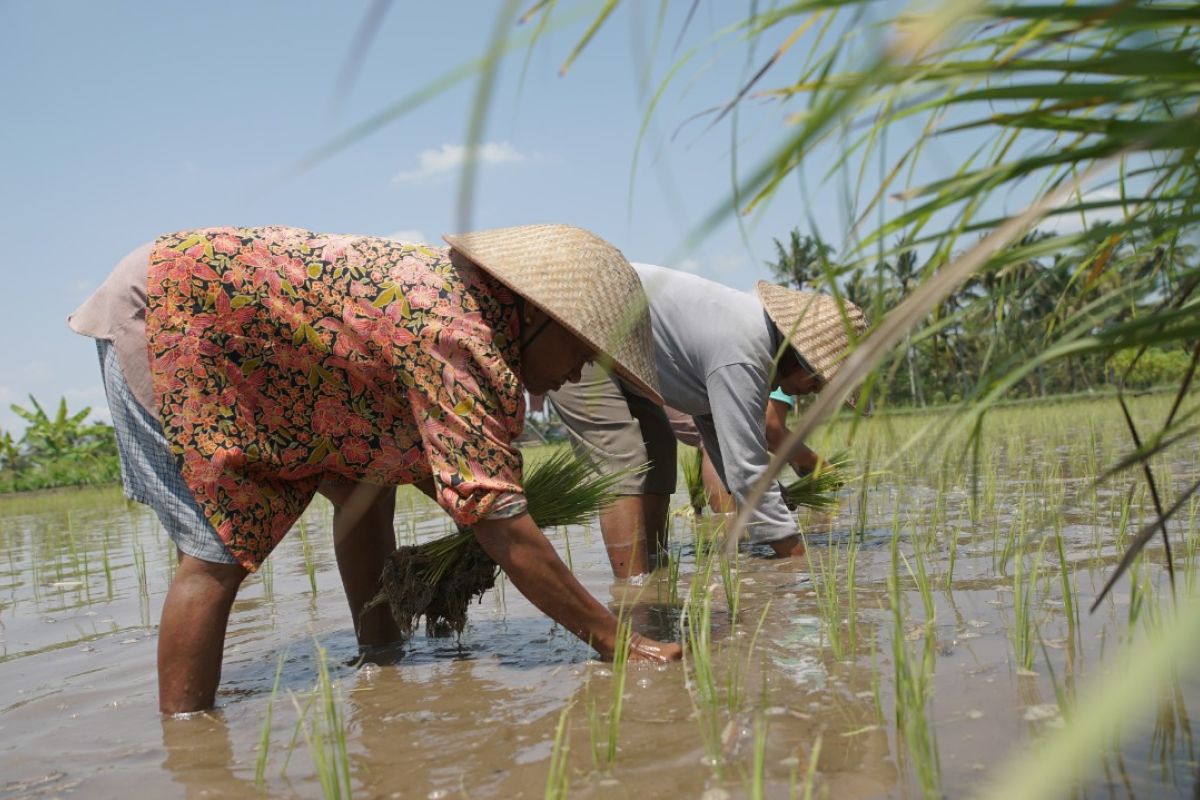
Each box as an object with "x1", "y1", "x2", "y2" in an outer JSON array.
[
  {"x1": 365, "y1": 448, "x2": 632, "y2": 639},
  {"x1": 782, "y1": 450, "x2": 851, "y2": 513},
  {"x1": 680, "y1": 446, "x2": 706, "y2": 516}
]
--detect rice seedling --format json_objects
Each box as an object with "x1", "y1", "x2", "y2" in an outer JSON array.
[
  {"x1": 717, "y1": 552, "x2": 741, "y2": 626},
  {"x1": 599, "y1": 615, "x2": 632, "y2": 766},
  {"x1": 811, "y1": 539, "x2": 848, "y2": 661},
  {"x1": 682, "y1": 589, "x2": 723, "y2": 776},
  {"x1": 1012, "y1": 541, "x2": 1046, "y2": 673},
  {"x1": 292, "y1": 642, "x2": 352, "y2": 799},
  {"x1": 788, "y1": 735, "x2": 823, "y2": 800},
  {"x1": 545, "y1": 701, "x2": 573, "y2": 800},
  {"x1": 657, "y1": 543, "x2": 683, "y2": 606},
  {"x1": 367, "y1": 449, "x2": 632, "y2": 639},
  {"x1": 132, "y1": 538, "x2": 150, "y2": 625},
  {"x1": 888, "y1": 536, "x2": 941, "y2": 797},
  {"x1": 725, "y1": 603, "x2": 772, "y2": 717},
  {"x1": 298, "y1": 517, "x2": 318, "y2": 596},
  {"x1": 680, "y1": 445, "x2": 705, "y2": 516},
  {"x1": 255, "y1": 648, "x2": 288, "y2": 789},
  {"x1": 781, "y1": 451, "x2": 851, "y2": 513},
  {"x1": 747, "y1": 711, "x2": 768, "y2": 800},
  {"x1": 261, "y1": 557, "x2": 275, "y2": 604},
  {"x1": 1052, "y1": 524, "x2": 1077, "y2": 634}
]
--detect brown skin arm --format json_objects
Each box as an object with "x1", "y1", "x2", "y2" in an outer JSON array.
[
  {"x1": 472, "y1": 512, "x2": 681, "y2": 663},
  {"x1": 765, "y1": 398, "x2": 822, "y2": 475}
]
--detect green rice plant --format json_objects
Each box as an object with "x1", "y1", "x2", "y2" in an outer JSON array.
[
  {"x1": 368, "y1": 449, "x2": 634, "y2": 638},
  {"x1": 100, "y1": 531, "x2": 113, "y2": 600},
  {"x1": 811, "y1": 539, "x2": 847, "y2": 661},
  {"x1": 725, "y1": 603, "x2": 772, "y2": 716},
  {"x1": 1052, "y1": 523, "x2": 1077, "y2": 633},
  {"x1": 781, "y1": 451, "x2": 851, "y2": 513},
  {"x1": 255, "y1": 649, "x2": 288, "y2": 789},
  {"x1": 789, "y1": 735, "x2": 823, "y2": 800},
  {"x1": 298, "y1": 517, "x2": 318, "y2": 596},
  {"x1": 748, "y1": 711, "x2": 768, "y2": 800},
  {"x1": 679, "y1": 446, "x2": 706, "y2": 515},
  {"x1": 888, "y1": 537, "x2": 941, "y2": 797},
  {"x1": 261, "y1": 557, "x2": 275, "y2": 605},
  {"x1": 1012, "y1": 541, "x2": 1046, "y2": 672},
  {"x1": 682, "y1": 589, "x2": 723, "y2": 776},
  {"x1": 657, "y1": 543, "x2": 683, "y2": 606},
  {"x1": 602, "y1": 615, "x2": 631, "y2": 765},
  {"x1": 718, "y1": 552, "x2": 741, "y2": 626},
  {"x1": 292, "y1": 642, "x2": 352, "y2": 799},
  {"x1": 545, "y1": 701, "x2": 573, "y2": 800}
]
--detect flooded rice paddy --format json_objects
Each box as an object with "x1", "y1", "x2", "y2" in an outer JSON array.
[{"x1": 1, "y1": 393, "x2": 1198, "y2": 798}]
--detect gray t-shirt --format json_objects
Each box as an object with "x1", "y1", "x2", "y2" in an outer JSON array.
[{"x1": 633, "y1": 263, "x2": 796, "y2": 543}]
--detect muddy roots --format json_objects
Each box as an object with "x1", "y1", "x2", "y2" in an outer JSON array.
[{"x1": 364, "y1": 538, "x2": 498, "y2": 639}]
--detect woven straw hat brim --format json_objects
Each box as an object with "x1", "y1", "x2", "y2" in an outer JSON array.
[
  {"x1": 756, "y1": 281, "x2": 869, "y2": 407},
  {"x1": 444, "y1": 224, "x2": 663, "y2": 405}
]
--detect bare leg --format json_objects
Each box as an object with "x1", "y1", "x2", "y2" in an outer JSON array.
[
  {"x1": 158, "y1": 552, "x2": 248, "y2": 714},
  {"x1": 700, "y1": 449, "x2": 735, "y2": 514},
  {"x1": 321, "y1": 481, "x2": 403, "y2": 647},
  {"x1": 598, "y1": 494, "x2": 671, "y2": 579}
]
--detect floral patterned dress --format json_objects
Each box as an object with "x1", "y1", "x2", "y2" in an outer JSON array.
[{"x1": 145, "y1": 226, "x2": 525, "y2": 571}]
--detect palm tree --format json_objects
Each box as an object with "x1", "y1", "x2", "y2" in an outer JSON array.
[{"x1": 766, "y1": 229, "x2": 835, "y2": 291}]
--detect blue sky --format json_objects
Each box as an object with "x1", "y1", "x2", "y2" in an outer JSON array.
[{"x1": 1, "y1": 1, "x2": 1112, "y2": 433}]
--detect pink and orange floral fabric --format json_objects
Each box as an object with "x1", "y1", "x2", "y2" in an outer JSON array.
[{"x1": 146, "y1": 226, "x2": 525, "y2": 570}]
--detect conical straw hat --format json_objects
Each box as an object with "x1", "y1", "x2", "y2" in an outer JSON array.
[
  {"x1": 444, "y1": 224, "x2": 663, "y2": 405},
  {"x1": 756, "y1": 281, "x2": 869, "y2": 403}
]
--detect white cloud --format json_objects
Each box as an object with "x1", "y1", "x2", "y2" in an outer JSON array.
[
  {"x1": 1039, "y1": 187, "x2": 1129, "y2": 236},
  {"x1": 677, "y1": 258, "x2": 702, "y2": 274},
  {"x1": 382, "y1": 229, "x2": 428, "y2": 244},
  {"x1": 393, "y1": 142, "x2": 529, "y2": 183}
]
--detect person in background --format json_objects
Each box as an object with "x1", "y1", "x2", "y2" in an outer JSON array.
[
  {"x1": 550, "y1": 264, "x2": 868, "y2": 579},
  {"x1": 670, "y1": 387, "x2": 822, "y2": 514},
  {"x1": 69, "y1": 224, "x2": 682, "y2": 714}
]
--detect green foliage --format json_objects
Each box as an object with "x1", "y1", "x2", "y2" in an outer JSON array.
[
  {"x1": 1108, "y1": 346, "x2": 1195, "y2": 389},
  {"x1": 0, "y1": 396, "x2": 120, "y2": 493}
]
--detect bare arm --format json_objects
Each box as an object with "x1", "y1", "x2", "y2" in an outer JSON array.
[
  {"x1": 765, "y1": 399, "x2": 821, "y2": 475},
  {"x1": 472, "y1": 513, "x2": 681, "y2": 663}
]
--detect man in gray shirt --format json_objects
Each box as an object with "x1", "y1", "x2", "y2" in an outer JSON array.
[{"x1": 549, "y1": 263, "x2": 868, "y2": 578}]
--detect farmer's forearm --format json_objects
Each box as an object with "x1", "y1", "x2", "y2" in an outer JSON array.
[{"x1": 473, "y1": 514, "x2": 618, "y2": 656}]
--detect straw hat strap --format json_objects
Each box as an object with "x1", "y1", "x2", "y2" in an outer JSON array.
[{"x1": 520, "y1": 316, "x2": 554, "y2": 353}]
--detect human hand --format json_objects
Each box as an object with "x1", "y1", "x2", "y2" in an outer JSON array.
[{"x1": 626, "y1": 632, "x2": 682, "y2": 663}]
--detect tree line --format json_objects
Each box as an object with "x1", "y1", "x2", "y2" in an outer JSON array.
[{"x1": 766, "y1": 226, "x2": 1196, "y2": 407}]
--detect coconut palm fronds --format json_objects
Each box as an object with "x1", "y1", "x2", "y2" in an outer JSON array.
[
  {"x1": 782, "y1": 451, "x2": 851, "y2": 513},
  {"x1": 366, "y1": 448, "x2": 635, "y2": 639}
]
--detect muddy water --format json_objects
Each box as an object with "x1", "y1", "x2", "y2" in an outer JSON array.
[{"x1": 2, "y1": 400, "x2": 1199, "y2": 798}]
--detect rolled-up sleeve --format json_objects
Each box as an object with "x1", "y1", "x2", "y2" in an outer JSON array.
[
  {"x1": 698, "y1": 363, "x2": 797, "y2": 543},
  {"x1": 407, "y1": 316, "x2": 527, "y2": 526}
]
